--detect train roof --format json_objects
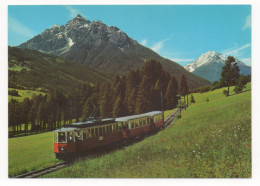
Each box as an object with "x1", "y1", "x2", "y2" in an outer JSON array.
[
  {"x1": 115, "y1": 111, "x2": 162, "y2": 122},
  {"x1": 64, "y1": 118, "x2": 115, "y2": 128},
  {"x1": 54, "y1": 127, "x2": 77, "y2": 132}
]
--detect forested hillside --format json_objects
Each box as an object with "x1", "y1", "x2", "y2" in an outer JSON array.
[
  {"x1": 9, "y1": 59, "x2": 181, "y2": 133},
  {"x1": 8, "y1": 47, "x2": 110, "y2": 92}
]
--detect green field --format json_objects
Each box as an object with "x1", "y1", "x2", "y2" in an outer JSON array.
[
  {"x1": 8, "y1": 108, "x2": 176, "y2": 177},
  {"x1": 8, "y1": 84, "x2": 251, "y2": 178},
  {"x1": 8, "y1": 88, "x2": 46, "y2": 102},
  {"x1": 8, "y1": 132, "x2": 59, "y2": 177},
  {"x1": 44, "y1": 84, "x2": 251, "y2": 178}
]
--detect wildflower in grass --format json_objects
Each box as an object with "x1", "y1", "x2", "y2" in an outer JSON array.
[{"x1": 193, "y1": 150, "x2": 196, "y2": 153}]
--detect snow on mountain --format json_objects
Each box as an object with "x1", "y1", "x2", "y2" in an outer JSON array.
[
  {"x1": 184, "y1": 51, "x2": 251, "y2": 82},
  {"x1": 184, "y1": 51, "x2": 247, "y2": 73}
]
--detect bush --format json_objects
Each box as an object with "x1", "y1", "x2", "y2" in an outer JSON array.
[
  {"x1": 8, "y1": 90, "x2": 20, "y2": 97},
  {"x1": 223, "y1": 90, "x2": 228, "y2": 97},
  {"x1": 234, "y1": 75, "x2": 247, "y2": 94},
  {"x1": 190, "y1": 94, "x2": 195, "y2": 103}
]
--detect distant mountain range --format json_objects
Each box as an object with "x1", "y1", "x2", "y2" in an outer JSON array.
[
  {"x1": 184, "y1": 51, "x2": 251, "y2": 82},
  {"x1": 18, "y1": 14, "x2": 211, "y2": 89}
]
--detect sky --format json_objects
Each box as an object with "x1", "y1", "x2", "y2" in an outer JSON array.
[{"x1": 8, "y1": 5, "x2": 251, "y2": 66}]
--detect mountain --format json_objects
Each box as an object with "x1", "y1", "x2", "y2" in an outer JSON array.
[
  {"x1": 8, "y1": 46, "x2": 110, "y2": 92},
  {"x1": 18, "y1": 14, "x2": 211, "y2": 89},
  {"x1": 184, "y1": 51, "x2": 251, "y2": 82}
]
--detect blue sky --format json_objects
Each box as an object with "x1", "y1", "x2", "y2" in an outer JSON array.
[{"x1": 8, "y1": 5, "x2": 251, "y2": 66}]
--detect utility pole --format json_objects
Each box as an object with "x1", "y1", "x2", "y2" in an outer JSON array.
[{"x1": 161, "y1": 87, "x2": 164, "y2": 128}]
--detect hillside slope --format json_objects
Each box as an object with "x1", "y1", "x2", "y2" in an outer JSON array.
[
  {"x1": 44, "y1": 84, "x2": 251, "y2": 178},
  {"x1": 8, "y1": 47, "x2": 110, "y2": 91}
]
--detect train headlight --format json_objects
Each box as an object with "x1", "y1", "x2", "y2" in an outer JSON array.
[{"x1": 60, "y1": 147, "x2": 64, "y2": 151}]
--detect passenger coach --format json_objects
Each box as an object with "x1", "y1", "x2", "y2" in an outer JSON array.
[{"x1": 54, "y1": 111, "x2": 163, "y2": 159}]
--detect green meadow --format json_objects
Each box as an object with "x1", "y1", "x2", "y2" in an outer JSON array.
[
  {"x1": 44, "y1": 83, "x2": 251, "y2": 178},
  {"x1": 8, "y1": 108, "x2": 176, "y2": 177},
  {"x1": 8, "y1": 132, "x2": 59, "y2": 177},
  {"x1": 8, "y1": 88, "x2": 46, "y2": 102},
  {"x1": 8, "y1": 83, "x2": 251, "y2": 178}
]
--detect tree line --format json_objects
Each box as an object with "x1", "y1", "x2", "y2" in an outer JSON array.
[{"x1": 9, "y1": 59, "x2": 189, "y2": 132}]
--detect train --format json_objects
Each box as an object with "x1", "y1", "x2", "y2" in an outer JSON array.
[{"x1": 54, "y1": 111, "x2": 163, "y2": 159}]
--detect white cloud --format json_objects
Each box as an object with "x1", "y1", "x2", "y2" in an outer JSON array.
[
  {"x1": 240, "y1": 58, "x2": 251, "y2": 66},
  {"x1": 171, "y1": 58, "x2": 194, "y2": 62},
  {"x1": 8, "y1": 16, "x2": 36, "y2": 38},
  {"x1": 151, "y1": 38, "x2": 170, "y2": 52},
  {"x1": 221, "y1": 43, "x2": 251, "y2": 57},
  {"x1": 140, "y1": 39, "x2": 147, "y2": 46},
  {"x1": 65, "y1": 6, "x2": 81, "y2": 18},
  {"x1": 169, "y1": 58, "x2": 194, "y2": 66},
  {"x1": 242, "y1": 15, "x2": 251, "y2": 30}
]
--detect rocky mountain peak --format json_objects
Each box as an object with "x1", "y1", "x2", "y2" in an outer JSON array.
[
  {"x1": 184, "y1": 50, "x2": 251, "y2": 82},
  {"x1": 66, "y1": 14, "x2": 91, "y2": 28}
]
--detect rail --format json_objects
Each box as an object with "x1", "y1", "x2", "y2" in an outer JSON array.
[{"x1": 14, "y1": 161, "x2": 68, "y2": 178}]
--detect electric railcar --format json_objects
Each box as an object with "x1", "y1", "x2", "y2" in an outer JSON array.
[{"x1": 54, "y1": 111, "x2": 163, "y2": 159}]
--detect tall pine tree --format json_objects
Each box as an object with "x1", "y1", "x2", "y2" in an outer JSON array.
[
  {"x1": 179, "y1": 74, "x2": 189, "y2": 108},
  {"x1": 164, "y1": 75, "x2": 179, "y2": 109},
  {"x1": 220, "y1": 56, "x2": 240, "y2": 96}
]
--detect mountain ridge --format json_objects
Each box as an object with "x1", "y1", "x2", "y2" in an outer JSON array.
[
  {"x1": 18, "y1": 14, "x2": 212, "y2": 89},
  {"x1": 184, "y1": 51, "x2": 251, "y2": 82}
]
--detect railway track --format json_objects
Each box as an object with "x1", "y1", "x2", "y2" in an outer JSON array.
[
  {"x1": 14, "y1": 109, "x2": 181, "y2": 178},
  {"x1": 164, "y1": 109, "x2": 182, "y2": 128},
  {"x1": 14, "y1": 161, "x2": 68, "y2": 178}
]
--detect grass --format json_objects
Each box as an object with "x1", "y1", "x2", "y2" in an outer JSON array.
[
  {"x1": 8, "y1": 108, "x2": 176, "y2": 177},
  {"x1": 8, "y1": 88, "x2": 46, "y2": 102},
  {"x1": 9, "y1": 65, "x2": 30, "y2": 72},
  {"x1": 8, "y1": 132, "x2": 59, "y2": 177},
  {"x1": 42, "y1": 83, "x2": 251, "y2": 178},
  {"x1": 8, "y1": 84, "x2": 250, "y2": 178}
]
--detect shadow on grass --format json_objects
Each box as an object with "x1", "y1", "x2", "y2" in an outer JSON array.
[{"x1": 228, "y1": 89, "x2": 251, "y2": 97}]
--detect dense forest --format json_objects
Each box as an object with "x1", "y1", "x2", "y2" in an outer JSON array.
[{"x1": 9, "y1": 59, "x2": 183, "y2": 132}]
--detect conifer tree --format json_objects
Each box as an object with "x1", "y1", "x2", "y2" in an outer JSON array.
[
  {"x1": 125, "y1": 69, "x2": 141, "y2": 114},
  {"x1": 164, "y1": 75, "x2": 179, "y2": 109},
  {"x1": 179, "y1": 74, "x2": 189, "y2": 108},
  {"x1": 100, "y1": 82, "x2": 113, "y2": 118},
  {"x1": 113, "y1": 95, "x2": 126, "y2": 117},
  {"x1": 221, "y1": 56, "x2": 240, "y2": 96}
]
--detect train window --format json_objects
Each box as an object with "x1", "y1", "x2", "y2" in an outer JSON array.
[
  {"x1": 135, "y1": 120, "x2": 139, "y2": 128},
  {"x1": 99, "y1": 127, "x2": 103, "y2": 136},
  {"x1": 87, "y1": 129, "x2": 91, "y2": 138},
  {"x1": 91, "y1": 128, "x2": 95, "y2": 138},
  {"x1": 95, "y1": 128, "x2": 98, "y2": 137},
  {"x1": 75, "y1": 131, "x2": 82, "y2": 141},
  {"x1": 118, "y1": 123, "x2": 122, "y2": 130},
  {"x1": 112, "y1": 125, "x2": 115, "y2": 132},
  {"x1": 107, "y1": 125, "x2": 112, "y2": 134},
  {"x1": 58, "y1": 132, "x2": 66, "y2": 143},
  {"x1": 83, "y1": 130, "x2": 87, "y2": 140},
  {"x1": 131, "y1": 122, "x2": 134, "y2": 129},
  {"x1": 115, "y1": 124, "x2": 118, "y2": 132},
  {"x1": 67, "y1": 132, "x2": 73, "y2": 142}
]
